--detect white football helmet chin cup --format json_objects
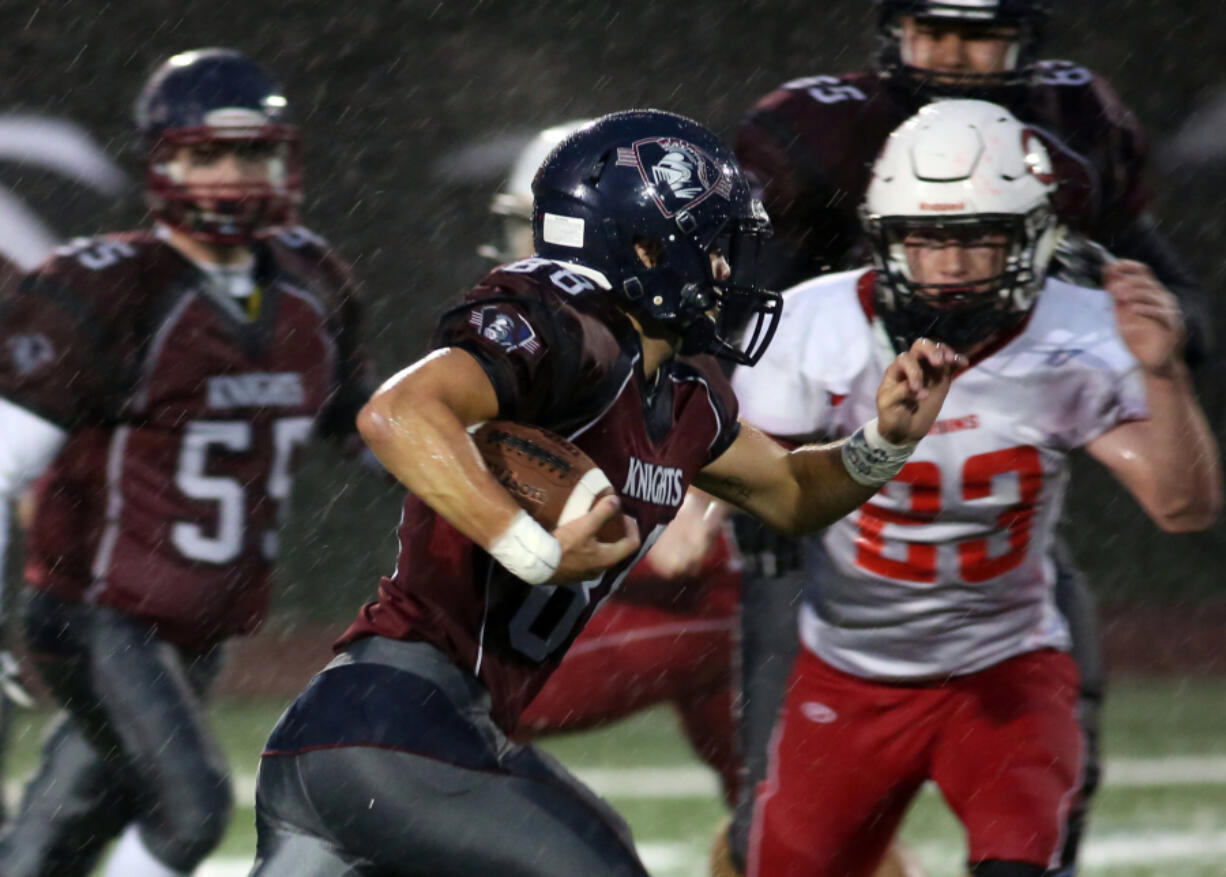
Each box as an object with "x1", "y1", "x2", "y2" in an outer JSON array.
[
  {"x1": 480, "y1": 119, "x2": 593, "y2": 262},
  {"x1": 861, "y1": 99, "x2": 1060, "y2": 350}
]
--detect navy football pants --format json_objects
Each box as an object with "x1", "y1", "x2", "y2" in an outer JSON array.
[
  {"x1": 252, "y1": 637, "x2": 648, "y2": 877},
  {"x1": 0, "y1": 591, "x2": 230, "y2": 876}
]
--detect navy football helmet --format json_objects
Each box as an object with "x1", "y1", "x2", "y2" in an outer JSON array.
[
  {"x1": 531, "y1": 110, "x2": 779, "y2": 365},
  {"x1": 875, "y1": 0, "x2": 1053, "y2": 96},
  {"x1": 135, "y1": 48, "x2": 301, "y2": 244}
]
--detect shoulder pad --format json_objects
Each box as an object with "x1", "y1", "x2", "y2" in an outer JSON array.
[
  {"x1": 997, "y1": 278, "x2": 1138, "y2": 378},
  {"x1": 263, "y1": 225, "x2": 333, "y2": 256},
  {"x1": 482, "y1": 258, "x2": 607, "y2": 298},
  {"x1": 779, "y1": 269, "x2": 876, "y2": 390},
  {"x1": 780, "y1": 72, "x2": 877, "y2": 103},
  {"x1": 1033, "y1": 59, "x2": 1097, "y2": 89},
  {"x1": 33, "y1": 232, "x2": 171, "y2": 316},
  {"x1": 45, "y1": 232, "x2": 149, "y2": 276},
  {"x1": 755, "y1": 72, "x2": 880, "y2": 115},
  {"x1": 1032, "y1": 60, "x2": 1143, "y2": 137},
  {"x1": 263, "y1": 225, "x2": 357, "y2": 300}
]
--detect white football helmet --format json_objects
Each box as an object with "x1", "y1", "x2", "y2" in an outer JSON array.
[
  {"x1": 480, "y1": 119, "x2": 592, "y2": 262},
  {"x1": 862, "y1": 98, "x2": 1059, "y2": 350}
]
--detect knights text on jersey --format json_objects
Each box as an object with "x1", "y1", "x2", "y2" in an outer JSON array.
[
  {"x1": 731, "y1": 269, "x2": 1147, "y2": 680},
  {"x1": 0, "y1": 227, "x2": 367, "y2": 651},
  {"x1": 734, "y1": 64, "x2": 1149, "y2": 286},
  {"x1": 336, "y1": 257, "x2": 741, "y2": 732}
]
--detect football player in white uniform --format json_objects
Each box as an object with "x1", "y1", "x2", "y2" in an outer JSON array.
[{"x1": 731, "y1": 100, "x2": 1220, "y2": 877}]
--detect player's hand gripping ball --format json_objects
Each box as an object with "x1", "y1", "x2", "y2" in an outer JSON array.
[{"x1": 472, "y1": 421, "x2": 627, "y2": 542}]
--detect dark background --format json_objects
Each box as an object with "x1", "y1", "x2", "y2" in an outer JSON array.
[{"x1": 0, "y1": 0, "x2": 1221, "y2": 622}]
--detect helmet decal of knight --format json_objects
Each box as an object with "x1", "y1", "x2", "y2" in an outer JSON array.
[{"x1": 530, "y1": 110, "x2": 779, "y2": 365}]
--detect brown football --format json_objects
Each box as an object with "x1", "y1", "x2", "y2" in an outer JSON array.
[{"x1": 472, "y1": 421, "x2": 626, "y2": 542}]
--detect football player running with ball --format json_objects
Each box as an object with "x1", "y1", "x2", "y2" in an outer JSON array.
[
  {"x1": 732, "y1": 100, "x2": 1219, "y2": 877},
  {"x1": 487, "y1": 121, "x2": 744, "y2": 805},
  {"x1": 0, "y1": 49, "x2": 371, "y2": 877},
  {"x1": 249, "y1": 109, "x2": 962, "y2": 877}
]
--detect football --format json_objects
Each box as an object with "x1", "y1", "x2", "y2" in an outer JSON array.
[{"x1": 471, "y1": 421, "x2": 626, "y2": 542}]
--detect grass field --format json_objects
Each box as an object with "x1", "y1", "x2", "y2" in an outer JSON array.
[{"x1": 7, "y1": 677, "x2": 1226, "y2": 876}]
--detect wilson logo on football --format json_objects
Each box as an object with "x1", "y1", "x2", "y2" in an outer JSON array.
[{"x1": 616, "y1": 137, "x2": 733, "y2": 218}]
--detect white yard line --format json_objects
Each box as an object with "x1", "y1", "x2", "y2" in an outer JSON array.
[
  {"x1": 912, "y1": 828, "x2": 1226, "y2": 876},
  {"x1": 569, "y1": 755, "x2": 1226, "y2": 800},
  {"x1": 1081, "y1": 829, "x2": 1226, "y2": 868},
  {"x1": 198, "y1": 843, "x2": 692, "y2": 877},
  {"x1": 1103, "y1": 754, "x2": 1226, "y2": 787},
  {"x1": 11, "y1": 754, "x2": 1226, "y2": 809},
  {"x1": 201, "y1": 830, "x2": 1226, "y2": 877},
  {"x1": 160, "y1": 755, "x2": 1226, "y2": 877}
]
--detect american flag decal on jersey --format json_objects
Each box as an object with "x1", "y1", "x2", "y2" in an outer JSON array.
[{"x1": 472, "y1": 306, "x2": 542, "y2": 355}]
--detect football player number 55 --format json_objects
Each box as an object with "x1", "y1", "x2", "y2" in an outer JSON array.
[{"x1": 172, "y1": 417, "x2": 314, "y2": 564}]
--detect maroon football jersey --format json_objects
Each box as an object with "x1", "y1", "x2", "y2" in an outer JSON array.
[
  {"x1": 3, "y1": 226, "x2": 368, "y2": 651},
  {"x1": 337, "y1": 257, "x2": 741, "y2": 732},
  {"x1": 735, "y1": 62, "x2": 1149, "y2": 287}
]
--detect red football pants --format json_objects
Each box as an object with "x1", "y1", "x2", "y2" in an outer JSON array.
[
  {"x1": 749, "y1": 647, "x2": 1082, "y2": 877},
  {"x1": 518, "y1": 555, "x2": 741, "y2": 805}
]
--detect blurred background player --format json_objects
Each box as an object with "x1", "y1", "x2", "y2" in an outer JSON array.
[
  {"x1": 485, "y1": 120, "x2": 742, "y2": 805},
  {"x1": 0, "y1": 107, "x2": 131, "y2": 823},
  {"x1": 723, "y1": 2, "x2": 1214, "y2": 872},
  {"x1": 732, "y1": 99, "x2": 1219, "y2": 877},
  {"x1": 249, "y1": 108, "x2": 962, "y2": 876},
  {"x1": 0, "y1": 47, "x2": 371, "y2": 877}
]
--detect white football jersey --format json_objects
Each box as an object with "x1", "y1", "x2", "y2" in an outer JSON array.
[{"x1": 732, "y1": 268, "x2": 1147, "y2": 680}]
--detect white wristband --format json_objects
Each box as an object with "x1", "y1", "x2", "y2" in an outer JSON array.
[
  {"x1": 841, "y1": 418, "x2": 918, "y2": 487},
  {"x1": 488, "y1": 510, "x2": 563, "y2": 585}
]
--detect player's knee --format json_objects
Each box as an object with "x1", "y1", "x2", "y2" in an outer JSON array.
[
  {"x1": 970, "y1": 860, "x2": 1046, "y2": 877},
  {"x1": 146, "y1": 772, "x2": 234, "y2": 869}
]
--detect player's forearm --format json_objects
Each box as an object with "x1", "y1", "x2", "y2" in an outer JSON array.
[
  {"x1": 357, "y1": 371, "x2": 521, "y2": 552},
  {"x1": 700, "y1": 441, "x2": 877, "y2": 536},
  {"x1": 1132, "y1": 364, "x2": 1221, "y2": 531},
  {"x1": 782, "y1": 441, "x2": 880, "y2": 535}
]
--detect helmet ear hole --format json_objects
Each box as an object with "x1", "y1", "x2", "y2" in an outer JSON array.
[
  {"x1": 632, "y1": 237, "x2": 666, "y2": 269},
  {"x1": 587, "y1": 149, "x2": 613, "y2": 184}
]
